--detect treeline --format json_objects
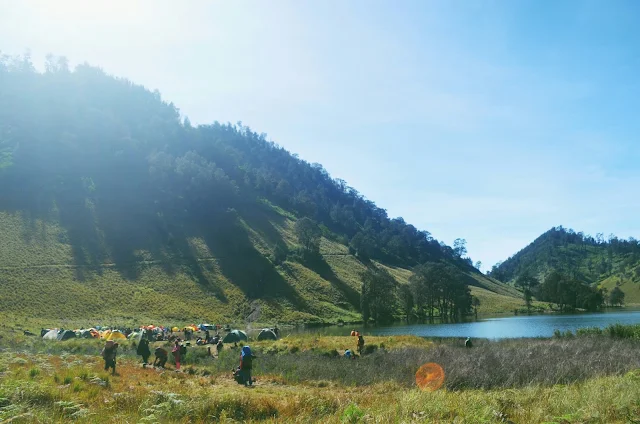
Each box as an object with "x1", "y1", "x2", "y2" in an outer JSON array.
[
  {"x1": 491, "y1": 226, "x2": 640, "y2": 284},
  {"x1": 515, "y1": 270, "x2": 625, "y2": 312},
  {"x1": 0, "y1": 53, "x2": 469, "y2": 272},
  {"x1": 360, "y1": 262, "x2": 473, "y2": 324}
]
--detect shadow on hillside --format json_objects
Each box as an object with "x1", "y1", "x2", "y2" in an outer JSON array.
[
  {"x1": 0, "y1": 176, "x2": 312, "y2": 311},
  {"x1": 301, "y1": 253, "x2": 360, "y2": 310},
  {"x1": 198, "y1": 209, "x2": 309, "y2": 312}
]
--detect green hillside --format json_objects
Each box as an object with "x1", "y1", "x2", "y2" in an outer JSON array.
[
  {"x1": 0, "y1": 54, "x2": 522, "y2": 325},
  {"x1": 491, "y1": 226, "x2": 640, "y2": 305}
]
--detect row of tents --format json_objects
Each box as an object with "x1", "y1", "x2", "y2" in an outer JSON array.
[
  {"x1": 42, "y1": 328, "x2": 128, "y2": 341},
  {"x1": 41, "y1": 326, "x2": 279, "y2": 342}
]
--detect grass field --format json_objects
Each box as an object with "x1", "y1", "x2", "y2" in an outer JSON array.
[
  {"x1": 0, "y1": 204, "x2": 526, "y2": 326},
  {"x1": 1, "y1": 328, "x2": 639, "y2": 423}
]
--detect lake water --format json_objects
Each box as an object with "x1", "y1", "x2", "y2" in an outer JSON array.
[{"x1": 285, "y1": 310, "x2": 640, "y2": 339}]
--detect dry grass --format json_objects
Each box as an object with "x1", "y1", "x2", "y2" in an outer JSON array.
[{"x1": 1, "y1": 347, "x2": 638, "y2": 423}]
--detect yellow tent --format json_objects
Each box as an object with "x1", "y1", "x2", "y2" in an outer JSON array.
[
  {"x1": 100, "y1": 330, "x2": 110, "y2": 339},
  {"x1": 106, "y1": 330, "x2": 126, "y2": 340},
  {"x1": 171, "y1": 327, "x2": 179, "y2": 332}
]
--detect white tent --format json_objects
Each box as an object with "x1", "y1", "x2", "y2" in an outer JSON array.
[{"x1": 42, "y1": 329, "x2": 59, "y2": 340}]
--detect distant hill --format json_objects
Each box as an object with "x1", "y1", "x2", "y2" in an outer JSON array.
[
  {"x1": 490, "y1": 227, "x2": 640, "y2": 304},
  {"x1": 0, "y1": 54, "x2": 523, "y2": 325}
]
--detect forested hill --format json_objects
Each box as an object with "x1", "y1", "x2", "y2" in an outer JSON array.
[
  {"x1": 0, "y1": 54, "x2": 519, "y2": 324},
  {"x1": 490, "y1": 227, "x2": 640, "y2": 303}
]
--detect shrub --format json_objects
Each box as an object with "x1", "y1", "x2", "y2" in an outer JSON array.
[{"x1": 341, "y1": 403, "x2": 365, "y2": 423}]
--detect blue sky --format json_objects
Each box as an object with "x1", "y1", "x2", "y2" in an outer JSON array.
[{"x1": 2, "y1": 0, "x2": 639, "y2": 270}]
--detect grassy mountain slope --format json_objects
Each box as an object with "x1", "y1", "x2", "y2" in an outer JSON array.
[
  {"x1": 492, "y1": 227, "x2": 640, "y2": 303},
  {"x1": 0, "y1": 204, "x2": 527, "y2": 324},
  {"x1": 0, "y1": 55, "x2": 523, "y2": 325}
]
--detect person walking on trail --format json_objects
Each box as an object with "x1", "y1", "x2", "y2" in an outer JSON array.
[
  {"x1": 465, "y1": 337, "x2": 473, "y2": 348},
  {"x1": 101, "y1": 341, "x2": 118, "y2": 375},
  {"x1": 172, "y1": 340, "x2": 182, "y2": 370},
  {"x1": 357, "y1": 335, "x2": 365, "y2": 355},
  {"x1": 153, "y1": 347, "x2": 168, "y2": 368},
  {"x1": 137, "y1": 337, "x2": 151, "y2": 366},
  {"x1": 216, "y1": 339, "x2": 224, "y2": 356},
  {"x1": 239, "y1": 345, "x2": 256, "y2": 386}
]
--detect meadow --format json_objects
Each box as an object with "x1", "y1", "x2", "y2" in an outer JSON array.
[{"x1": 1, "y1": 326, "x2": 639, "y2": 423}]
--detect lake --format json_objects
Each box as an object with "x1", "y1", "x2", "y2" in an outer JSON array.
[{"x1": 283, "y1": 309, "x2": 640, "y2": 339}]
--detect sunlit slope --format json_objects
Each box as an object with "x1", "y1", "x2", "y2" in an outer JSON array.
[{"x1": 599, "y1": 275, "x2": 640, "y2": 305}]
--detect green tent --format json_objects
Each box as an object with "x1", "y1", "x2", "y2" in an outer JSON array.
[
  {"x1": 222, "y1": 330, "x2": 248, "y2": 343},
  {"x1": 257, "y1": 329, "x2": 278, "y2": 341}
]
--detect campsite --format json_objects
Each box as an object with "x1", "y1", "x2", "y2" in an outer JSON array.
[
  {"x1": 1, "y1": 318, "x2": 640, "y2": 422},
  {"x1": 3, "y1": 0, "x2": 640, "y2": 422}
]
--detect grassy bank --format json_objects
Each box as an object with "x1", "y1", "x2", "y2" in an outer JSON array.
[{"x1": 1, "y1": 328, "x2": 640, "y2": 422}]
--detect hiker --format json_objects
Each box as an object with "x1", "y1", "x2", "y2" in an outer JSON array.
[
  {"x1": 465, "y1": 337, "x2": 473, "y2": 348},
  {"x1": 357, "y1": 335, "x2": 365, "y2": 355},
  {"x1": 153, "y1": 347, "x2": 168, "y2": 368},
  {"x1": 239, "y1": 345, "x2": 256, "y2": 386},
  {"x1": 273, "y1": 326, "x2": 280, "y2": 338},
  {"x1": 216, "y1": 339, "x2": 224, "y2": 356},
  {"x1": 101, "y1": 341, "x2": 118, "y2": 375},
  {"x1": 172, "y1": 340, "x2": 183, "y2": 370},
  {"x1": 137, "y1": 336, "x2": 151, "y2": 366},
  {"x1": 204, "y1": 330, "x2": 210, "y2": 343}
]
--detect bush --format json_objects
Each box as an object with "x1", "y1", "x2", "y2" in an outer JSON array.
[
  {"x1": 362, "y1": 344, "x2": 378, "y2": 355},
  {"x1": 341, "y1": 403, "x2": 365, "y2": 423}
]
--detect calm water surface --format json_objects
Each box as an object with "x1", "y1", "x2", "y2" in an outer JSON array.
[{"x1": 284, "y1": 310, "x2": 640, "y2": 339}]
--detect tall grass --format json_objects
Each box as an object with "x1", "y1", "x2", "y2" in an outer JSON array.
[{"x1": 212, "y1": 337, "x2": 640, "y2": 390}]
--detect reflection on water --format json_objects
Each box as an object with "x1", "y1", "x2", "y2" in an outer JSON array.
[{"x1": 277, "y1": 310, "x2": 640, "y2": 339}]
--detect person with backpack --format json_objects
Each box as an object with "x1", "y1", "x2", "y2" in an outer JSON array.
[
  {"x1": 239, "y1": 345, "x2": 256, "y2": 386},
  {"x1": 216, "y1": 339, "x2": 224, "y2": 356},
  {"x1": 153, "y1": 347, "x2": 168, "y2": 368},
  {"x1": 101, "y1": 341, "x2": 118, "y2": 375},
  {"x1": 137, "y1": 336, "x2": 151, "y2": 366}
]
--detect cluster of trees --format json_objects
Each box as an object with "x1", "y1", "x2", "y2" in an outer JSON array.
[
  {"x1": 360, "y1": 262, "x2": 474, "y2": 324},
  {"x1": 514, "y1": 269, "x2": 626, "y2": 312},
  {"x1": 490, "y1": 227, "x2": 640, "y2": 284},
  {"x1": 0, "y1": 53, "x2": 476, "y2": 272},
  {"x1": 538, "y1": 271, "x2": 605, "y2": 312},
  {"x1": 0, "y1": 54, "x2": 471, "y2": 266}
]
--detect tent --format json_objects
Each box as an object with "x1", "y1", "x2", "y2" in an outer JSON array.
[
  {"x1": 171, "y1": 327, "x2": 179, "y2": 332},
  {"x1": 106, "y1": 330, "x2": 126, "y2": 340},
  {"x1": 257, "y1": 329, "x2": 278, "y2": 341},
  {"x1": 128, "y1": 331, "x2": 142, "y2": 340},
  {"x1": 78, "y1": 330, "x2": 94, "y2": 339},
  {"x1": 57, "y1": 330, "x2": 76, "y2": 341},
  {"x1": 222, "y1": 330, "x2": 248, "y2": 343},
  {"x1": 43, "y1": 329, "x2": 59, "y2": 340},
  {"x1": 199, "y1": 324, "x2": 216, "y2": 331}
]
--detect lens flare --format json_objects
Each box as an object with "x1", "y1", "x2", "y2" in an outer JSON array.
[{"x1": 415, "y1": 362, "x2": 445, "y2": 391}]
